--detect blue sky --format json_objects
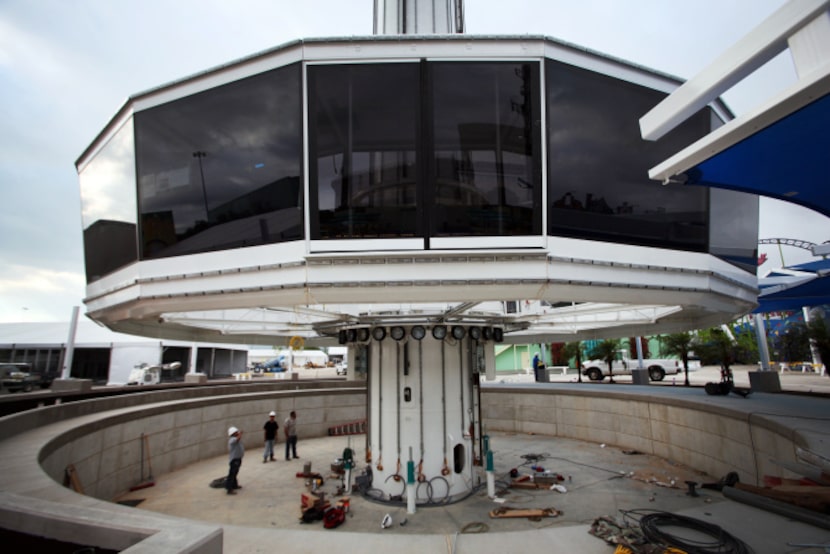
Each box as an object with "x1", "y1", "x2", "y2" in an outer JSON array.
[{"x1": 1, "y1": 0, "x2": 827, "y2": 323}]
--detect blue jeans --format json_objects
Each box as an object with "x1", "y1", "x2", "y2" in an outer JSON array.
[
  {"x1": 226, "y1": 458, "x2": 242, "y2": 491},
  {"x1": 263, "y1": 439, "x2": 275, "y2": 460}
]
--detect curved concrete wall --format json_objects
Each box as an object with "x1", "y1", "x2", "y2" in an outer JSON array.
[
  {"x1": 480, "y1": 385, "x2": 824, "y2": 486},
  {"x1": 0, "y1": 383, "x2": 365, "y2": 553},
  {"x1": 1, "y1": 382, "x2": 826, "y2": 553},
  {"x1": 39, "y1": 387, "x2": 367, "y2": 501}
]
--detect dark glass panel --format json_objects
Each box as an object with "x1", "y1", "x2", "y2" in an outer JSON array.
[
  {"x1": 309, "y1": 63, "x2": 420, "y2": 240},
  {"x1": 431, "y1": 62, "x2": 541, "y2": 237},
  {"x1": 78, "y1": 119, "x2": 138, "y2": 283},
  {"x1": 546, "y1": 59, "x2": 710, "y2": 251},
  {"x1": 135, "y1": 63, "x2": 302, "y2": 259},
  {"x1": 706, "y1": 110, "x2": 758, "y2": 273},
  {"x1": 710, "y1": 188, "x2": 759, "y2": 273}
]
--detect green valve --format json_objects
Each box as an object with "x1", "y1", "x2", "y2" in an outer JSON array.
[
  {"x1": 407, "y1": 460, "x2": 415, "y2": 484},
  {"x1": 486, "y1": 450, "x2": 494, "y2": 471}
]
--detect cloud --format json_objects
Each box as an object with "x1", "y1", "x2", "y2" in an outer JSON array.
[
  {"x1": 0, "y1": 264, "x2": 86, "y2": 322},
  {"x1": 0, "y1": 264, "x2": 84, "y2": 295}
]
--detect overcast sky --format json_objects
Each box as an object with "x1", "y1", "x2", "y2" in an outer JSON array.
[{"x1": 1, "y1": 0, "x2": 827, "y2": 323}]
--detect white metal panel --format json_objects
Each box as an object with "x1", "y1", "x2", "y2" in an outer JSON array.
[
  {"x1": 640, "y1": 0, "x2": 830, "y2": 142},
  {"x1": 789, "y1": 9, "x2": 830, "y2": 77},
  {"x1": 647, "y1": 65, "x2": 830, "y2": 183}
]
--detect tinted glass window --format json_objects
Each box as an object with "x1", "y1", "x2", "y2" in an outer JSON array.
[
  {"x1": 706, "y1": 111, "x2": 758, "y2": 273},
  {"x1": 308, "y1": 63, "x2": 420, "y2": 240},
  {"x1": 135, "y1": 63, "x2": 302, "y2": 259},
  {"x1": 546, "y1": 59, "x2": 710, "y2": 251},
  {"x1": 709, "y1": 188, "x2": 758, "y2": 272},
  {"x1": 431, "y1": 62, "x2": 541, "y2": 237},
  {"x1": 78, "y1": 119, "x2": 138, "y2": 282}
]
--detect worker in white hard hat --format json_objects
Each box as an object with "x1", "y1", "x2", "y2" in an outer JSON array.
[
  {"x1": 263, "y1": 411, "x2": 279, "y2": 463},
  {"x1": 225, "y1": 426, "x2": 244, "y2": 495}
]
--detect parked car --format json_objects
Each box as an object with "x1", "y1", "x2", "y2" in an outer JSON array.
[
  {"x1": 581, "y1": 350, "x2": 681, "y2": 382},
  {"x1": 0, "y1": 363, "x2": 43, "y2": 392},
  {"x1": 336, "y1": 361, "x2": 348, "y2": 376}
]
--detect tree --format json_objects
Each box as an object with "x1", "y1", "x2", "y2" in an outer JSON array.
[
  {"x1": 777, "y1": 322, "x2": 811, "y2": 363},
  {"x1": 695, "y1": 328, "x2": 736, "y2": 372},
  {"x1": 588, "y1": 339, "x2": 622, "y2": 383},
  {"x1": 561, "y1": 341, "x2": 583, "y2": 383},
  {"x1": 806, "y1": 318, "x2": 830, "y2": 377},
  {"x1": 659, "y1": 332, "x2": 695, "y2": 386}
]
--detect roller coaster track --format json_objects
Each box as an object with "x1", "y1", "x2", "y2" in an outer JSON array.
[{"x1": 759, "y1": 238, "x2": 817, "y2": 251}]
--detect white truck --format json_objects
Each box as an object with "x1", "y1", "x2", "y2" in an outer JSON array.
[
  {"x1": 126, "y1": 361, "x2": 182, "y2": 385},
  {"x1": 581, "y1": 350, "x2": 681, "y2": 382}
]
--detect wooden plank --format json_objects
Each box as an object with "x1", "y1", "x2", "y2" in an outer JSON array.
[
  {"x1": 65, "y1": 464, "x2": 83, "y2": 494},
  {"x1": 489, "y1": 507, "x2": 561, "y2": 519},
  {"x1": 735, "y1": 482, "x2": 830, "y2": 513}
]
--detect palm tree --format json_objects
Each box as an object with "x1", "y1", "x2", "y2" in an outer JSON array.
[
  {"x1": 696, "y1": 328, "x2": 737, "y2": 384},
  {"x1": 589, "y1": 339, "x2": 622, "y2": 383},
  {"x1": 660, "y1": 332, "x2": 695, "y2": 386},
  {"x1": 561, "y1": 341, "x2": 583, "y2": 383},
  {"x1": 806, "y1": 318, "x2": 830, "y2": 377}
]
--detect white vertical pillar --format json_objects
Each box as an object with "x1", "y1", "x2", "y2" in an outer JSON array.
[
  {"x1": 188, "y1": 343, "x2": 196, "y2": 373},
  {"x1": 803, "y1": 306, "x2": 824, "y2": 372},
  {"x1": 635, "y1": 336, "x2": 645, "y2": 369},
  {"x1": 62, "y1": 306, "x2": 79, "y2": 379},
  {"x1": 753, "y1": 312, "x2": 772, "y2": 371}
]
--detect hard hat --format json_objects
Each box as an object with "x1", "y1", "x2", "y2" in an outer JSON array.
[
  {"x1": 228, "y1": 426, "x2": 239, "y2": 436},
  {"x1": 269, "y1": 411, "x2": 276, "y2": 416}
]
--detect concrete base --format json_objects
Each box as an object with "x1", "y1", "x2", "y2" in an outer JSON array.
[
  {"x1": 749, "y1": 371, "x2": 782, "y2": 393},
  {"x1": 631, "y1": 369, "x2": 650, "y2": 385},
  {"x1": 185, "y1": 373, "x2": 208, "y2": 384},
  {"x1": 49, "y1": 379, "x2": 93, "y2": 393}
]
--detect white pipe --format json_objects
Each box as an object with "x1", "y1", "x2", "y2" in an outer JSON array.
[
  {"x1": 803, "y1": 306, "x2": 824, "y2": 372},
  {"x1": 61, "y1": 306, "x2": 79, "y2": 379},
  {"x1": 407, "y1": 483, "x2": 416, "y2": 514}
]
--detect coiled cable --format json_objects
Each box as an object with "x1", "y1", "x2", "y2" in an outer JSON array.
[{"x1": 624, "y1": 510, "x2": 754, "y2": 554}]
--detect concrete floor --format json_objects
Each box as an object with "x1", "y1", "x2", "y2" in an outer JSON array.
[{"x1": 113, "y1": 364, "x2": 830, "y2": 554}]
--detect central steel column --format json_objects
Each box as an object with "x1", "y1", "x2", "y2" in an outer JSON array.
[{"x1": 350, "y1": 324, "x2": 496, "y2": 503}]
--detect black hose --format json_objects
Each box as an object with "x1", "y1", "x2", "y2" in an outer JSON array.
[{"x1": 625, "y1": 510, "x2": 754, "y2": 554}]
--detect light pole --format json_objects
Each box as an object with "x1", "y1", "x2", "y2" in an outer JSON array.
[{"x1": 193, "y1": 151, "x2": 209, "y2": 221}]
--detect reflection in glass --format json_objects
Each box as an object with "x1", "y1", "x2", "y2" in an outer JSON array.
[
  {"x1": 546, "y1": 59, "x2": 710, "y2": 251},
  {"x1": 308, "y1": 63, "x2": 420, "y2": 240},
  {"x1": 78, "y1": 118, "x2": 138, "y2": 282},
  {"x1": 135, "y1": 63, "x2": 302, "y2": 259},
  {"x1": 431, "y1": 62, "x2": 541, "y2": 236},
  {"x1": 709, "y1": 188, "x2": 759, "y2": 273}
]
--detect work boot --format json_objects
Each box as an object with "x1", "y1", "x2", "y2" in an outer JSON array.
[{"x1": 226, "y1": 489, "x2": 236, "y2": 495}]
